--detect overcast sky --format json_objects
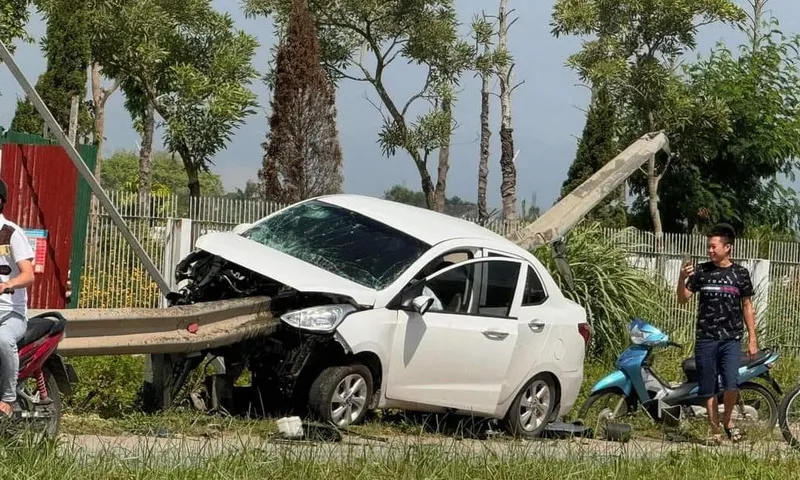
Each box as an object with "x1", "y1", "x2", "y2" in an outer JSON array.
[{"x1": 1, "y1": 1, "x2": 798, "y2": 211}]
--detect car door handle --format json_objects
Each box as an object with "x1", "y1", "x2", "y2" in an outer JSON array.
[
  {"x1": 528, "y1": 320, "x2": 545, "y2": 333},
  {"x1": 482, "y1": 330, "x2": 509, "y2": 340}
]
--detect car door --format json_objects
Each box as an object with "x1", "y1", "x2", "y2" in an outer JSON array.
[
  {"x1": 497, "y1": 263, "x2": 562, "y2": 405},
  {"x1": 385, "y1": 257, "x2": 526, "y2": 415}
]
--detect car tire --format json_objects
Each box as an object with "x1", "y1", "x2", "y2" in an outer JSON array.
[
  {"x1": 502, "y1": 374, "x2": 558, "y2": 438},
  {"x1": 307, "y1": 363, "x2": 373, "y2": 428}
]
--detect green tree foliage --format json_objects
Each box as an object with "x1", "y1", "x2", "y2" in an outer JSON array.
[
  {"x1": 99, "y1": 150, "x2": 224, "y2": 197},
  {"x1": 645, "y1": 16, "x2": 800, "y2": 236},
  {"x1": 382, "y1": 184, "x2": 478, "y2": 218},
  {"x1": 243, "y1": 0, "x2": 474, "y2": 211},
  {"x1": 10, "y1": 0, "x2": 93, "y2": 138},
  {"x1": 0, "y1": 0, "x2": 30, "y2": 52},
  {"x1": 226, "y1": 180, "x2": 260, "y2": 200},
  {"x1": 94, "y1": 0, "x2": 259, "y2": 197},
  {"x1": 259, "y1": 0, "x2": 343, "y2": 203},
  {"x1": 551, "y1": 0, "x2": 745, "y2": 235},
  {"x1": 560, "y1": 86, "x2": 627, "y2": 228}
]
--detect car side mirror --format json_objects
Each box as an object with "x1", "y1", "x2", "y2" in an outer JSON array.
[{"x1": 411, "y1": 295, "x2": 434, "y2": 315}]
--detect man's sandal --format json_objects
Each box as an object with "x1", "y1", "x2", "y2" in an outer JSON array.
[
  {"x1": 724, "y1": 426, "x2": 744, "y2": 443},
  {"x1": 706, "y1": 432, "x2": 724, "y2": 446}
]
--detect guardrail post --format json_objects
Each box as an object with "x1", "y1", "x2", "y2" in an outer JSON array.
[{"x1": 146, "y1": 218, "x2": 194, "y2": 411}]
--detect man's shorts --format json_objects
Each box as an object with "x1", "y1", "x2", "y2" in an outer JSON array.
[{"x1": 694, "y1": 338, "x2": 741, "y2": 398}]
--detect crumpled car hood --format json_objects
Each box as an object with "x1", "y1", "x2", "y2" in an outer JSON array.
[{"x1": 195, "y1": 232, "x2": 377, "y2": 307}]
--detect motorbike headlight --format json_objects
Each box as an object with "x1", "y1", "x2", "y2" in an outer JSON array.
[
  {"x1": 280, "y1": 304, "x2": 357, "y2": 333},
  {"x1": 629, "y1": 323, "x2": 647, "y2": 345}
]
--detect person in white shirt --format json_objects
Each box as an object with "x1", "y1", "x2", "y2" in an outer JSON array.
[{"x1": 0, "y1": 180, "x2": 35, "y2": 418}]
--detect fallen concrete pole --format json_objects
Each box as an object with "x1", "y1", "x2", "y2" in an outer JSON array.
[
  {"x1": 29, "y1": 297, "x2": 277, "y2": 356},
  {"x1": 511, "y1": 131, "x2": 671, "y2": 250}
]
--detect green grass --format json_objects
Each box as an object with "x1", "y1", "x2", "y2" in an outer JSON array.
[{"x1": 0, "y1": 435, "x2": 797, "y2": 479}]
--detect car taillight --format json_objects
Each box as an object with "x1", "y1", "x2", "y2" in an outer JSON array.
[{"x1": 578, "y1": 322, "x2": 592, "y2": 349}]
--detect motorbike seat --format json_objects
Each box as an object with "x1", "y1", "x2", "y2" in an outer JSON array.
[
  {"x1": 681, "y1": 349, "x2": 770, "y2": 374},
  {"x1": 17, "y1": 312, "x2": 67, "y2": 349}
]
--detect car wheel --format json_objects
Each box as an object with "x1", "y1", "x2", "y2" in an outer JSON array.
[
  {"x1": 503, "y1": 374, "x2": 558, "y2": 438},
  {"x1": 307, "y1": 363, "x2": 373, "y2": 428}
]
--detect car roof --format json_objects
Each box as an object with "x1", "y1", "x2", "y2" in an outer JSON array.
[{"x1": 315, "y1": 194, "x2": 528, "y2": 251}]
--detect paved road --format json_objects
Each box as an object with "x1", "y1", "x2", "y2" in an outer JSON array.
[{"x1": 57, "y1": 432, "x2": 796, "y2": 464}]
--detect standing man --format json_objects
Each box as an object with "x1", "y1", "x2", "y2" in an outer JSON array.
[
  {"x1": 677, "y1": 223, "x2": 758, "y2": 444},
  {"x1": 0, "y1": 179, "x2": 35, "y2": 418}
]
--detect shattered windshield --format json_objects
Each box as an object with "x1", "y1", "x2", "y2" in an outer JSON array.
[{"x1": 241, "y1": 200, "x2": 431, "y2": 290}]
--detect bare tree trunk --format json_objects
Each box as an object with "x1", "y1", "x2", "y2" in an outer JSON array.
[
  {"x1": 433, "y1": 97, "x2": 451, "y2": 213},
  {"x1": 91, "y1": 64, "x2": 105, "y2": 175},
  {"x1": 478, "y1": 72, "x2": 491, "y2": 224},
  {"x1": 138, "y1": 103, "x2": 155, "y2": 215},
  {"x1": 90, "y1": 63, "x2": 121, "y2": 176},
  {"x1": 647, "y1": 155, "x2": 663, "y2": 236},
  {"x1": 187, "y1": 167, "x2": 201, "y2": 198},
  {"x1": 498, "y1": 0, "x2": 517, "y2": 220},
  {"x1": 748, "y1": 0, "x2": 767, "y2": 50},
  {"x1": 418, "y1": 161, "x2": 436, "y2": 210},
  {"x1": 644, "y1": 111, "x2": 663, "y2": 237}
]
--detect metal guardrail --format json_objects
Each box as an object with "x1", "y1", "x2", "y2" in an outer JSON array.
[{"x1": 30, "y1": 297, "x2": 278, "y2": 356}]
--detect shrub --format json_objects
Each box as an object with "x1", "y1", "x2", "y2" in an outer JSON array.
[
  {"x1": 535, "y1": 222, "x2": 671, "y2": 360},
  {"x1": 65, "y1": 355, "x2": 145, "y2": 418},
  {"x1": 78, "y1": 264, "x2": 161, "y2": 308}
]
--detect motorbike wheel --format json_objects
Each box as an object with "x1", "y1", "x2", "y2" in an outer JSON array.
[
  {"x1": 727, "y1": 381, "x2": 778, "y2": 438},
  {"x1": 39, "y1": 366, "x2": 62, "y2": 437},
  {"x1": 576, "y1": 388, "x2": 633, "y2": 439},
  {"x1": 778, "y1": 382, "x2": 800, "y2": 449},
  {"x1": 18, "y1": 366, "x2": 62, "y2": 438}
]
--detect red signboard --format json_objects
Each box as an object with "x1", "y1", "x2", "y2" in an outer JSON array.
[{"x1": 0, "y1": 144, "x2": 78, "y2": 309}]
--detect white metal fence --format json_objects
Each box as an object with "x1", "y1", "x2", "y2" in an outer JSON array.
[{"x1": 77, "y1": 191, "x2": 800, "y2": 351}]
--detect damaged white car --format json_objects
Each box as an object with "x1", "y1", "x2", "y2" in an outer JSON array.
[{"x1": 168, "y1": 194, "x2": 590, "y2": 437}]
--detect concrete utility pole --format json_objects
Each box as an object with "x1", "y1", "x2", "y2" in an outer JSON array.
[
  {"x1": 0, "y1": 40, "x2": 171, "y2": 295},
  {"x1": 512, "y1": 131, "x2": 671, "y2": 250}
]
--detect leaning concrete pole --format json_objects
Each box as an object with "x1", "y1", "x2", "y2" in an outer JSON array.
[
  {"x1": 512, "y1": 131, "x2": 671, "y2": 250},
  {"x1": 0, "y1": 40, "x2": 171, "y2": 295}
]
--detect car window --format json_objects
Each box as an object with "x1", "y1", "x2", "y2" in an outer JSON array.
[
  {"x1": 241, "y1": 200, "x2": 430, "y2": 290},
  {"x1": 418, "y1": 259, "x2": 521, "y2": 318},
  {"x1": 522, "y1": 265, "x2": 548, "y2": 306},
  {"x1": 423, "y1": 264, "x2": 474, "y2": 314},
  {"x1": 413, "y1": 250, "x2": 474, "y2": 282},
  {"x1": 476, "y1": 260, "x2": 521, "y2": 317}
]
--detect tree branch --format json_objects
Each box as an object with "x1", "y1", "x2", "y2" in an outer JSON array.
[
  {"x1": 510, "y1": 79, "x2": 525, "y2": 94},
  {"x1": 363, "y1": 92, "x2": 389, "y2": 124},
  {"x1": 381, "y1": 33, "x2": 406, "y2": 66},
  {"x1": 331, "y1": 65, "x2": 371, "y2": 82},
  {"x1": 101, "y1": 78, "x2": 123, "y2": 105},
  {"x1": 402, "y1": 66, "x2": 434, "y2": 117},
  {"x1": 656, "y1": 153, "x2": 675, "y2": 181}
]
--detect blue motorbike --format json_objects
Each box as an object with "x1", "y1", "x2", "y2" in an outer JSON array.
[{"x1": 576, "y1": 318, "x2": 782, "y2": 437}]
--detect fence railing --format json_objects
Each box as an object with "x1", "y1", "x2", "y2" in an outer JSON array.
[{"x1": 76, "y1": 191, "x2": 800, "y2": 352}]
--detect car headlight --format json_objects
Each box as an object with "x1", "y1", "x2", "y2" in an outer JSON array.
[{"x1": 280, "y1": 304, "x2": 357, "y2": 332}]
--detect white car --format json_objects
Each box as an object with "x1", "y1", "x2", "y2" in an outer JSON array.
[{"x1": 171, "y1": 194, "x2": 590, "y2": 437}]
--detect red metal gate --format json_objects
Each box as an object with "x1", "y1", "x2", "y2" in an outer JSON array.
[{"x1": 0, "y1": 143, "x2": 78, "y2": 309}]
